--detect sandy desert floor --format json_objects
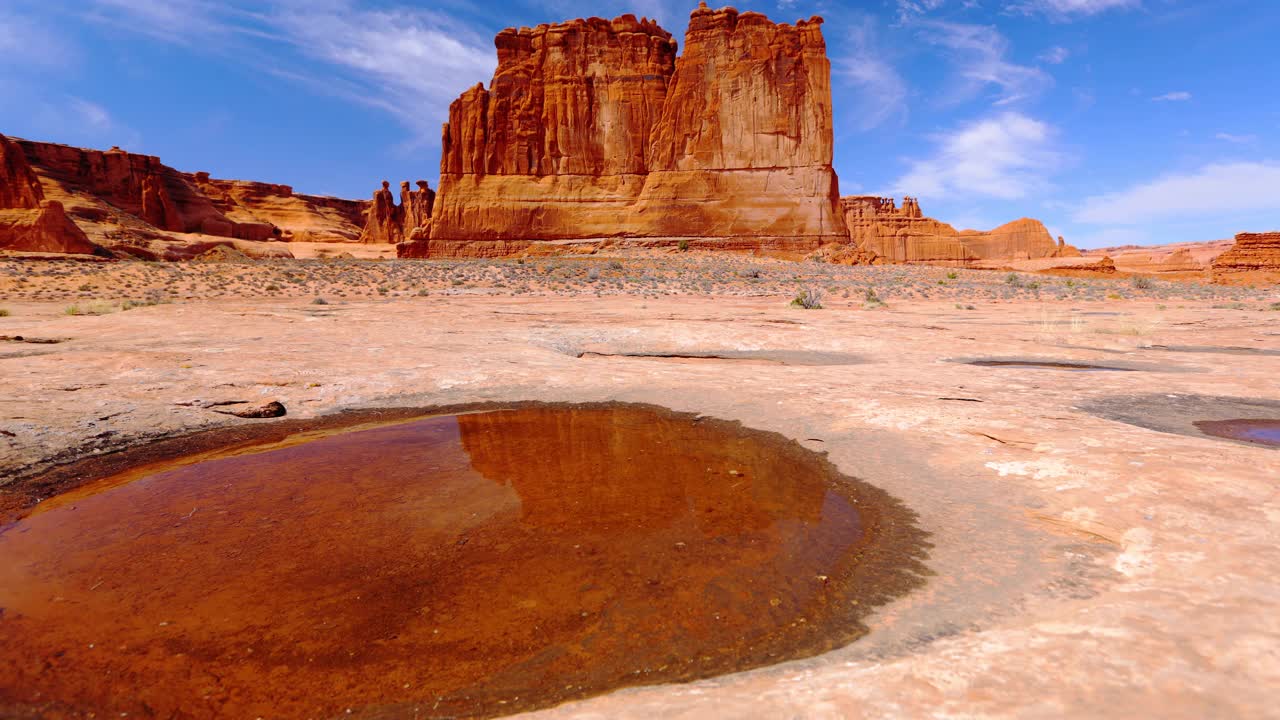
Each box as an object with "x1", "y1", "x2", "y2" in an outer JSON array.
[{"x1": 2, "y1": 255, "x2": 1279, "y2": 718}]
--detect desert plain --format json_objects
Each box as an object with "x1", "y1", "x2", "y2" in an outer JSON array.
[{"x1": 2, "y1": 253, "x2": 1278, "y2": 718}]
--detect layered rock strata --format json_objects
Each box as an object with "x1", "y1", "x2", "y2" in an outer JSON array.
[
  {"x1": 1210, "y1": 232, "x2": 1280, "y2": 284},
  {"x1": 838, "y1": 196, "x2": 1075, "y2": 266},
  {"x1": 411, "y1": 5, "x2": 844, "y2": 258},
  {"x1": 3, "y1": 136, "x2": 368, "y2": 256},
  {"x1": 0, "y1": 134, "x2": 99, "y2": 254}
]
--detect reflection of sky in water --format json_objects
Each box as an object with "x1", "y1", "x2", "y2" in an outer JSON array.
[{"x1": 1239, "y1": 424, "x2": 1280, "y2": 446}]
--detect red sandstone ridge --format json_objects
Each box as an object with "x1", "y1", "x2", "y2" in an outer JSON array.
[
  {"x1": 0, "y1": 134, "x2": 99, "y2": 255},
  {"x1": 835, "y1": 196, "x2": 1075, "y2": 267},
  {"x1": 406, "y1": 5, "x2": 843, "y2": 258},
  {"x1": 2, "y1": 135, "x2": 368, "y2": 259},
  {"x1": 1210, "y1": 232, "x2": 1280, "y2": 285},
  {"x1": 359, "y1": 180, "x2": 434, "y2": 244}
]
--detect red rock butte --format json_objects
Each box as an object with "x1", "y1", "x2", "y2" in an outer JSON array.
[
  {"x1": 836, "y1": 195, "x2": 1078, "y2": 267},
  {"x1": 400, "y1": 4, "x2": 847, "y2": 259},
  {"x1": 1210, "y1": 232, "x2": 1280, "y2": 284}
]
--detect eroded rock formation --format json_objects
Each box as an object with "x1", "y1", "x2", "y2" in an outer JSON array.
[
  {"x1": 412, "y1": 5, "x2": 844, "y2": 258},
  {"x1": 359, "y1": 180, "x2": 434, "y2": 244},
  {"x1": 0, "y1": 134, "x2": 99, "y2": 254},
  {"x1": 190, "y1": 174, "x2": 365, "y2": 243},
  {"x1": 3, "y1": 136, "x2": 368, "y2": 257},
  {"x1": 1211, "y1": 232, "x2": 1280, "y2": 284},
  {"x1": 838, "y1": 196, "x2": 1075, "y2": 267}
]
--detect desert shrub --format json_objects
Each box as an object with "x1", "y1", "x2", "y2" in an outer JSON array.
[
  {"x1": 0, "y1": 309, "x2": 9, "y2": 317},
  {"x1": 1268, "y1": 302, "x2": 1280, "y2": 311},
  {"x1": 790, "y1": 287, "x2": 823, "y2": 309},
  {"x1": 1132, "y1": 276, "x2": 1154, "y2": 290},
  {"x1": 946, "y1": 272, "x2": 958, "y2": 279},
  {"x1": 312, "y1": 297, "x2": 329, "y2": 305},
  {"x1": 1005, "y1": 273, "x2": 1024, "y2": 288},
  {"x1": 678, "y1": 239, "x2": 689, "y2": 252}
]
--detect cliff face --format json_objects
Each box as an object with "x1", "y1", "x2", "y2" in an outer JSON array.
[
  {"x1": 627, "y1": 7, "x2": 843, "y2": 245},
  {"x1": 193, "y1": 174, "x2": 368, "y2": 243},
  {"x1": 424, "y1": 14, "x2": 676, "y2": 251},
  {"x1": 0, "y1": 134, "x2": 99, "y2": 254},
  {"x1": 3, "y1": 137, "x2": 367, "y2": 256},
  {"x1": 838, "y1": 196, "x2": 1071, "y2": 266},
  {"x1": 416, "y1": 5, "x2": 843, "y2": 257},
  {"x1": 1211, "y1": 232, "x2": 1280, "y2": 284},
  {"x1": 359, "y1": 180, "x2": 435, "y2": 244}
]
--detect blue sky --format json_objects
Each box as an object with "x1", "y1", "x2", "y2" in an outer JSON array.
[{"x1": 2, "y1": 0, "x2": 1277, "y2": 248}]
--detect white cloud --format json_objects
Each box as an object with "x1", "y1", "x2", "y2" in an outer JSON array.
[
  {"x1": 68, "y1": 98, "x2": 113, "y2": 130},
  {"x1": 1215, "y1": 133, "x2": 1257, "y2": 144},
  {"x1": 1008, "y1": 0, "x2": 1140, "y2": 17},
  {"x1": 892, "y1": 112, "x2": 1060, "y2": 200},
  {"x1": 54, "y1": 0, "x2": 495, "y2": 144},
  {"x1": 1152, "y1": 91, "x2": 1192, "y2": 101},
  {"x1": 914, "y1": 20, "x2": 1051, "y2": 106},
  {"x1": 0, "y1": 9, "x2": 78, "y2": 68},
  {"x1": 834, "y1": 18, "x2": 908, "y2": 131},
  {"x1": 273, "y1": 7, "x2": 495, "y2": 126},
  {"x1": 1074, "y1": 162, "x2": 1280, "y2": 224},
  {"x1": 1039, "y1": 46, "x2": 1070, "y2": 64}
]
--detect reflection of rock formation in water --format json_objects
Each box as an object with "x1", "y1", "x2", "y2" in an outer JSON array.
[{"x1": 456, "y1": 406, "x2": 830, "y2": 536}]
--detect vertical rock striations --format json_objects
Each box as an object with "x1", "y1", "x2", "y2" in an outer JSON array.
[
  {"x1": 416, "y1": 5, "x2": 843, "y2": 257},
  {"x1": 0, "y1": 133, "x2": 99, "y2": 254},
  {"x1": 628, "y1": 5, "x2": 844, "y2": 248},
  {"x1": 359, "y1": 180, "x2": 435, "y2": 244},
  {"x1": 424, "y1": 14, "x2": 677, "y2": 256}
]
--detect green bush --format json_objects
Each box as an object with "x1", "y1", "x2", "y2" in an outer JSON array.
[{"x1": 790, "y1": 287, "x2": 823, "y2": 309}]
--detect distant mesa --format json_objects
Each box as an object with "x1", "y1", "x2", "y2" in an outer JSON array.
[
  {"x1": 1210, "y1": 232, "x2": 1280, "y2": 285},
  {"x1": 0, "y1": 132, "x2": 367, "y2": 259},
  {"x1": 831, "y1": 195, "x2": 1078, "y2": 267}
]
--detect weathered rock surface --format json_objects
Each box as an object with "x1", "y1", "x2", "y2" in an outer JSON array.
[
  {"x1": 0, "y1": 201, "x2": 101, "y2": 255},
  {"x1": 1036, "y1": 255, "x2": 1119, "y2": 277},
  {"x1": 4, "y1": 136, "x2": 366, "y2": 257},
  {"x1": 427, "y1": 15, "x2": 677, "y2": 252},
  {"x1": 191, "y1": 174, "x2": 366, "y2": 244},
  {"x1": 1211, "y1": 232, "x2": 1280, "y2": 284},
  {"x1": 0, "y1": 134, "x2": 100, "y2": 254},
  {"x1": 419, "y1": 5, "x2": 844, "y2": 257},
  {"x1": 359, "y1": 180, "x2": 434, "y2": 244},
  {"x1": 0, "y1": 134, "x2": 44, "y2": 210},
  {"x1": 626, "y1": 6, "x2": 844, "y2": 247},
  {"x1": 839, "y1": 196, "x2": 1073, "y2": 266}
]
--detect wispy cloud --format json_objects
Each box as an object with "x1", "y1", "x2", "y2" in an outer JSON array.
[
  {"x1": 52, "y1": 0, "x2": 495, "y2": 144},
  {"x1": 892, "y1": 111, "x2": 1061, "y2": 200},
  {"x1": 1152, "y1": 91, "x2": 1192, "y2": 101},
  {"x1": 1038, "y1": 46, "x2": 1070, "y2": 64},
  {"x1": 1074, "y1": 162, "x2": 1280, "y2": 224},
  {"x1": 1214, "y1": 132, "x2": 1257, "y2": 144},
  {"x1": 834, "y1": 17, "x2": 908, "y2": 131},
  {"x1": 0, "y1": 9, "x2": 79, "y2": 68},
  {"x1": 1007, "y1": 0, "x2": 1140, "y2": 18},
  {"x1": 914, "y1": 20, "x2": 1051, "y2": 106}
]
